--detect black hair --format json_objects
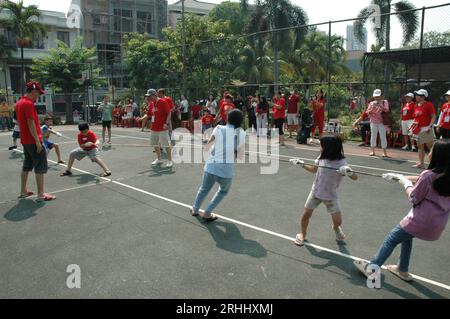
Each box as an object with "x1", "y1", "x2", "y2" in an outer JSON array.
[
  {"x1": 157, "y1": 88, "x2": 165, "y2": 94},
  {"x1": 227, "y1": 109, "x2": 243, "y2": 128},
  {"x1": 428, "y1": 139, "x2": 450, "y2": 196},
  {"x1": 78, "y1": 123, "x2": 89, "y2": 131},
  {"x1": 319, "y1": 135, "x2": 345, "y2": 161}
]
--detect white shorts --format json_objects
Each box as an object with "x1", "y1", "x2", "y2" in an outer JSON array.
[
  {"x1": 150, "y1": 130, "x2": 171, "y2": 148},
  {"x1": 287, "y1": 113, "x2": 299, "y2": 126},
  {"x1": 401, "y1": 120, "x2": 413, "y2": 136}
]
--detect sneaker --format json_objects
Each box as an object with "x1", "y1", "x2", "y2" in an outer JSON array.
[
  {"x1": 166, "y1": 161, "x2": 174, "y2": 168},
  {"x1": 411, "y1": 146, "x2": 417, "y2": 152},
  {"x1": 334, "y1": 226, "x2": 346, "y2": 241},
  {"x1": 8, "y1": 145, "x2": 17, "y2": 150},
  {"x1": 152, "y1": 159, "x2": 163, "y2": 166},
  {"x1": 402, "y1": 145, "x2": 409, "y2": 150}
]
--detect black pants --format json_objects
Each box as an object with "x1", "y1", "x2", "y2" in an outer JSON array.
[
  {"x1": 360, "y1": 122, "x2": 370, "y2": 143},
  {"x1": 441, "y1": 128, "x2": 450, "y2": 139},
  {"x1": 274, "y1": 118, "x2": 284, "y2": 136}
]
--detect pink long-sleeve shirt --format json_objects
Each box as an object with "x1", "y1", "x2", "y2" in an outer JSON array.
[
  {"x1": 400, "y1": 170, "x2": 450, "y2": 241},
  {"x1": 367, "y1": 100, "x2": 389, "y2": 124}
]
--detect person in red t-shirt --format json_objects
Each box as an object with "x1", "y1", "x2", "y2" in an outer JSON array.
[
  {"x1": 437, "y1": 90, "x2": 450, "y2": 139},
  {"x1": 400, "y1": 93, "x2": 416, "y2": 151},
  {"x1": 310, "y1": 89, "x2": 326, "y2": 143},
  {"x1": 16, "y1": 81, "x2": 55, "y2": 202},
  {"x1": 287, "y1": 90, "x2": 301, "y2": 138},
  {"x1": 157, "y1": 88, "x2": 176, "y2": 132},
  {"x1": 352, "y1": 107, "x2": 371, "y2": 147},
  {"x1": 140, "y1": 89, "x2": 173, "y2": 168},
  {"x1": 201, "y1": 109, "x2": 214, "y2": 141},
  {"x1": 216, "y1": 94, "x2": 235, "y2": 125},
  {"x1": 61, "y1": 123, "x2": 111, "y2": 177},
  {"x1": 191, "y1": 101, "x2": 202, "y2": 120},
  {"x1": 272, "y1": 91, "x2": 286, "y2": 146},
  {"x1": 411, "y1": 89, "x2": 436, "y2": 169}
]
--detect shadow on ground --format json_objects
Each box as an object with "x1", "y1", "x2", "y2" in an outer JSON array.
[{"x1": 4, "y1": 199, "x2": 45, "y2": 222}]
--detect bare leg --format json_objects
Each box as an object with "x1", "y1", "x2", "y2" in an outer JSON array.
[
  {"x1": 66, "y1": 154, "x2": 75, "y2": 172},
  {"x1": 35, "y1": 173, "x2": 44, "y2": 198},
  {"x1": 102, "y1": 126, "x2": 106, "y2": 143},
  {"x1": 155, "y1": 147, "x2": 161, "y2": 160},
  {"x1": 20, "y1": 171, "x2": 29, "y2": 195},
  {"x1": 93, "y1": 158, "x2": 110, "y2": 173},
  {"x1": 299, "y1": 208, "x2": 314, "y2": 240},
  {"x1": 54, "y1": 144, "x2": 62, "y2": 162},
  {"x1": 331, "y1": 212, "x2": 343, "y2": 230},
  {"x1": 107, "y1": 127, "x2": 111, "y2": 143},
  {"x1": 418, "y1": 143, "x2": 425, "y2": 165},
  {"x1": 166, "y1": 146, "x2": 172, "y2": 161}
]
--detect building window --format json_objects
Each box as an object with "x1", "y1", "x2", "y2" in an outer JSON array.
[
  {"x1": 113, "y1": 8, "x2": 133, "y2": 33},
  {"x1": 137, "y1": 11, "x2": 152, "y2": 34},
  {"x1": 57, "y1": 31, "x2": 70, "y2": 47}
]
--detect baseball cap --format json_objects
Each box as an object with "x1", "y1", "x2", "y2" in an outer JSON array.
[
  {"x1": 373, "y1": 89, "x2": 382, "y2": 97},
  {"x1": 414, "y1": 89, "x2": 428, "y2": 97},
  {"x1": 405, "y1": 93, "x2": 414, "y2": 98},
  {"x1": 145, "y1": 89, "x2": 157, "y2": 97},
  {"x1": 26, "y1": 81, "x2": 45, "y2": 94},
  {"x1": 444, "y1": 90, "x2": 450, "y2": 96}
]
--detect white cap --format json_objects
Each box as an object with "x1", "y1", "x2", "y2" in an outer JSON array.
[
  {"x1": 445, "y1": 90, "x2": 450, "y2": 96},
  {"x1": 414, "y1": 89, "x2": 428, "y2": 97},
  {"x1": 373, "y1": 89, "x2": 382, "y2": 97},
  {"x1": 405, "y1": 93, "x2": 414, "y2": 98}
]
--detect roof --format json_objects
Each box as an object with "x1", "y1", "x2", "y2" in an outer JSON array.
[{"x1": 364, "y1": 46, "x2": 450, "y2": 65}]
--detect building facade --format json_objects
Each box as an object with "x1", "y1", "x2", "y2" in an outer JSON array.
[
  {"x1": 168, "y1": 0, "x2": 216, "y2": 28},
  {"x1": 346, "y1": 24, "x2": 367, "y2": 52}
]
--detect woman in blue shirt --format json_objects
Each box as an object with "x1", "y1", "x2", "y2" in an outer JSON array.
[{"x1": 191, "y1": 109, "x2": 246, "y2": 221}]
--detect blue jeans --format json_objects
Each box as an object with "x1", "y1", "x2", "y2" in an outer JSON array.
[
  {"x1": 193, "y1": 171, "x2": 233, "y2": 214},
  {"x1": 370, "y1": 224, "x2": 414, "y2": 272}
]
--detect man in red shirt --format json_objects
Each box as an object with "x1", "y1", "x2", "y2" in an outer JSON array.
[
  {"x1": 140, "y1": 89, "x2": 173, "y2": 168},
  {"x1": 16, "y1": 81, "x2": 55, "y2": 202},
  {"x1": 287, "y1": 90, "x2": 300, "y2": 138},
  {"x1": 216, "y1": 94, "x2": 235, "y2": 125},
  {"x1": 400, "y1": 93, "x2": 416, "y2": 151},
  {"x1": 60, "y1": 123, "x2": 111, "y2": 177},
  {"x1": 437, "y1": 90, "x2": 450, "y2": 139},
  {"x1": 272, "y1": 91, "x2": 286, "y2": 146},
  {"x1": 191, "y1": 101, "x2": 202, "y2": 120}
]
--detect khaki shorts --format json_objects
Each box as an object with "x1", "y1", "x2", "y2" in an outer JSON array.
[
  {"x1": 150, "y1": 130, "x2": 171, "y2": 148},
  {"x1": 305, "y1": 191, "x2": 341, "y2": 214},
  {"x1": 287, "y1": 113, "x2": 299, "y2": 125},
  {"x1": 415, "y1": 129, "x2": 435, "y2": 145},
  {"x1": 70, "y1": 148, "x2": 99, "y2": 162}
]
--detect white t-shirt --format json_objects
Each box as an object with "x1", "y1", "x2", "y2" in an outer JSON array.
[{"x1": 180, "y1": 100, "x2": 189, "y2": 113}]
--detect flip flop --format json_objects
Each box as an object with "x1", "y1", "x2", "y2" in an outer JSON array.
[
  {"x1": 293, "y1": 233, "x2": 305, "y2": 246},
  {"x1": 18, "y1": 191, "x2": 34, "y2": 199},
  {"x1": 100, "y1": 171, "x2": 112, "y2": 177},
  {"x1": 368, "y1": 153, "x2": 376, "y2": 157},
  {"x1": 386, "y1": 265, "x2": 413, "y2": 282},
  {"x1": 60, "y1": 170, "x2": 72, "y2": 176},
  {"x1": 36, "y1": 194, "x2": 56, "y2": 202},
  {"x1": 190, "y1": 208, "x2": 199, "y2": 217},
  {"x1": 201, "y1": 213, "x2": 218, "y2": 222}
]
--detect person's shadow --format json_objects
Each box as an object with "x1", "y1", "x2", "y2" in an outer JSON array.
[
  {"x1": 148, "y1": 166, "x2": 175, "y2": 177},
  {"x1": 4, "y1": 199, "x2": 45, "y2": 222},
  {"x1": 203, "y1": 220, "x2": 267, "y2": 258},
  {"x1": 305, "y1": 242, "x2": 447, "y2": 299},
  {"x1": 9, "y1": 151, "x2": 24, "y2": 160}
]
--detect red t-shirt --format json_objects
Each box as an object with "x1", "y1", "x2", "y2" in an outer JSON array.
[
  {"x1": 312, "y1": 98, "x2": 325, "y2": 119},
  {"x1": 219, "y1": 102, "x2": 235, "y2": 122},
  {"x1": 272, "y1": 98, "x2": 285, "y2": 120},
  {"x1": 78, "y1": 130, "x2": 98, "y2": 151},
  {"x1": 438, "y1": 103, "x2": 450, "y2": 130},
  {"x1": 164, "y1": 96, "x2": 175, "y2": 110},
  {"x1": 401, "y1": 102, "x2": 416, "y2": 121},
  {"x1": 191, "y1": 104, "x2": 202, "y2": 120},
  {"x1": 360, "y1": 111, "x2": 369, "y2": 121},
  {"x1": 146, "y1": 98, "x2": 171, "y2": 132},
  {"x1": 202, "y1": 114, "x2": 214, "y2": 125},
  {"x1": 287, "y1": 94, "x2": 300, "y2": 114},
  {"x1": 16, "y1": 96, "x2": 42, "y2": 145},
  {"x1": 413, "y1": 101, "x2": 436, "y2": 128}
]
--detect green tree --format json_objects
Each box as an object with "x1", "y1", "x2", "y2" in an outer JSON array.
[
  {"x1": 208, "y1": 2, "x2": 248, "y2": 35},
  {"x1": 31, "y1": 38, "x2": 105, "y2": 124},
  {"x1": 354, "y1": 0, "x2": 419, "y2": 95},
  {"x1": 0, "y1": 0, "x2": 47, "y2": 95},
  {"x1": 409, "y1": 30, "x2": 450, "y2": 48}
]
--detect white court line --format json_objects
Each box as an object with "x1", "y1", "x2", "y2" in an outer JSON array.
[
  {"x1": 110, "y1": 132, "x2": 420, "y2": 176},
  {"x1": 10, "y1": 150, "x2": 450, "y2": 291}
]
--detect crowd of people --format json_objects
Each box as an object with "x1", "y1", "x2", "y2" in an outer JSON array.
[{"x1": 6, "y1": 80, "x2": 450, "y2": 288}]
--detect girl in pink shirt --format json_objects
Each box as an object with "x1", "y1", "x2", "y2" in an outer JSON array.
[{"x1": 355, "y1": 140, "x2": 450, "y2": 283}]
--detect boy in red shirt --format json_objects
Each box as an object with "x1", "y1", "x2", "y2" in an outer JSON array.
[
  {"x1": 60, "y1": 123, "x2": 111, "y2": 177},
  {"x1": 216, "y1": 94, "x2": 235, "y2": 125},
  {"x1": 201, "y1": 108, "x2": 214, "y2": 142},
  {"x1": 437, "y1": 90, "x2": 450, "y2": 139}
]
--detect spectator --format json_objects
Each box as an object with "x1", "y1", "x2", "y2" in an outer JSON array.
[
  {"x1": 436, "y1": 90, "x2": 450, "y2": 139},
  {"x1": 401, "y1": 93, "x2": 416, "y2": 151},
  {"x1": 256, "y1": 95, "x2": 269, "y2": 137},
  {"x1": 97, "y1": 95, "x2": 113, "y2": 144},
  {"x1": 272, "y1": 91, "x2": 286, "y2": 146},
  {"x1": 191, "y1": 100, "x2": 202, "y2": 120},
  {"x1": 310, "y1": 89, "x2": 326, "y2": 143},
  {"x1": 411, "y1": 89, "x2": 436, "y2": 169},
  {"x1": 366, "y1": 89, "x2": 389, "y2": 157},
  {"x1": 287, "y1": 90, "x2": 301, "y2": 138},
  {"x1": 206, "y1": 94, "x2": 218, "y2": 117},
  {"x1": 247, "y1": 96, "x2": 257, "y2": 132},
  {"x1": 0, "y1": 96, "x2": 10, "y2": 131},
  {"x1": 352, "y1": 106, "x2": 371, "y2": 147},
  {"x1": 180, "y1": 95, "x2": 189, "y2": 121},
  {"x1": 216, "y1": 94, "x2": 235, "y2": 126}
]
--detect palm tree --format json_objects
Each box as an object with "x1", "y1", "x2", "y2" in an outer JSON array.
[
  {"x1": 241, "y1": 0, "x2": 308, "y2": 92},
  {"x1": 0, "y1": 0, "x2": 46, "y2": 95},
  {"x1": 354, "y1": 0, "x2": 419, "y2": 96}
]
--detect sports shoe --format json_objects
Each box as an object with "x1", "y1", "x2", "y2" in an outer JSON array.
[
  {"x1": 166, "y1": 161, "x2": 174, "y2": 168},
  {"x1": 411, "y1": 146, "x2": 417, "y2": 152},
  {"x1": 152, "y1": 159, "x2": 163, "y2": 166},
  {"x1": 402, "y1": 145, "x2": 409, "y2": 150},
  {"x1": 334, "y1": 226, "x2": 346, "y2": 241},
  {"x1": 8, "y1": 145, "x2": 17, "y2": 150}
]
